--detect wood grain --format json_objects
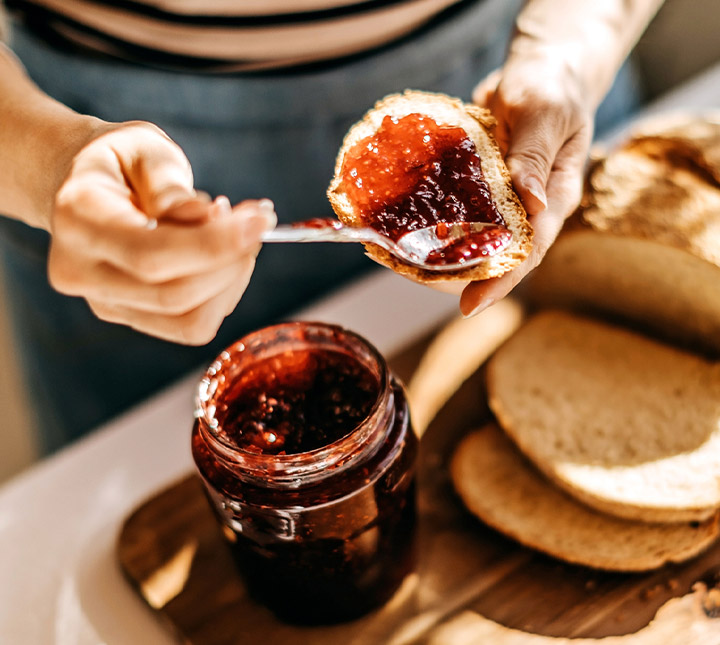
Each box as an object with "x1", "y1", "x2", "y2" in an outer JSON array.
[{"x1": 117, "y1": 329, "x2": 720, "y2": 645}]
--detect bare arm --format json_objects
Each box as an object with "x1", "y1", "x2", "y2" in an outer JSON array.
[
  {"x1": 511, "y1": 0, "x2": 665, "y2": 111},
  {"x1": 461, "y1": 0, "x2": 665, "y2": 316},
  {"x1": 0, "y1": 4, "x2": 8, "y2": 43},
  {"x1": 0, "y1": 43, "x2": 275, "y2": 344},
  {"x1": 0, "y1": 44, "x2": 106, "y2": 229}
]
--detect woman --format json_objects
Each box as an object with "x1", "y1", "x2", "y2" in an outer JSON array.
[{"x1": 0, "y1": 0, "x2": 662, "y2": 451}]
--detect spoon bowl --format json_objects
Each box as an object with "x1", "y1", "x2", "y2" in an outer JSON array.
[{"x1": 261, "y1": 219, "x2": 512, "y2": 272}]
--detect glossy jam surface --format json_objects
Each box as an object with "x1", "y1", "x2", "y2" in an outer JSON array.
[
  {"x1": 193, "y1": 383, "x2": 416, "y2": 624},
  {"x1": 425, "y1": 223, "x2": 513, "y2": 265},
  {"x1": 191, "y1": 324, "x2": 418, "y2": 624},
  {"x1": 340, "y1": 113, "x2": 507, "y2": 243},
  {"x1": 216, "y1": 348, "x2": 379, "y2": 455}
]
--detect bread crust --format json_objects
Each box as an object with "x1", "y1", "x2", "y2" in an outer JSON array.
[
  {"x1": 487, "y1": 310, "x2": 720, "y2": 524},
  {"x1": 327, "y1": 90, "x2": 532, "y2": 283},
  {"x1": 452, "y1": 425, "x2": 720, "y2": 571},
  {"x1": 530, "y1": 116, "x2": 720, "y2": 355},
  {"x1": 582, "y1": 138, "x2": 720, "y2": 266}
]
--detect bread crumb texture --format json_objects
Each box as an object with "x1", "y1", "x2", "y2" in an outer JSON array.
[
  {"x1": 488, "y1": 310, "x2": 720, "y2": 523},
  {"x1": 327, "y1": 90, "x2": 532, "y2": 284},
  {"x1": 452, "y1": 424, "x2": 720, "y2": 571},
  {"x1": 530, "y1": 115, "x2": 720, "y2": 354}
]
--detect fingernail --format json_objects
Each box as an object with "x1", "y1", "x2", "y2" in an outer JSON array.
[
  {"x1": 462, "y1": 297, "x2": 495, "y2": 319},
  {"x1": 254, "y1": 199, "x2": 277, "y2": 230},
  {"x1": 257, "y1": 198, "x2": 275, "y2": 215},
  {"x1": 213, "y1": 195, "x2": 232, "y2": 216},
  {"x1": 526, "y1": 178, "x2": 548, "y2": 210}
]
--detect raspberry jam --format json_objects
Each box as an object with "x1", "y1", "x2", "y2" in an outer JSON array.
[
  {"x1": 192, "y1": 322, "x2": 418, "y2": 624},
  {"x1": 339, "y1": 113, "x2": 509, "y2": 250},
  {"x1": 217, "y1": 348, "x2": 379, "y2": 455},
  {"x1": 425, "y1": 223, "x2": 513, "y2": 265}
]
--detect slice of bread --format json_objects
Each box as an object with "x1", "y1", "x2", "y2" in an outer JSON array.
[
  {"x1": 487, "y1": 310, "x2": 720, "y2": 523},
  {"x1": 407, "y1": 298, "x2": 525, "y2": 436},
  {"x1": 452, "y1": 424, "x2": 720, "y2": 571},
  {"x1": 327, "y1": 90, "x2": 532, "y2": 283},
  {"x1": 529, "y1": 121, "x2": 720, "y2": 355}
]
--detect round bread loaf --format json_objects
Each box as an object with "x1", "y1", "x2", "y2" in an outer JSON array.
[
  {"x1": 487, "y1": 310, "x2": 720, "y2": 524},
  {"x1": 452, "y1": 424, "x2": 720, "y2": 571},
  {"x1": 327, "y1": 90, "x2": 532, "y2": 283},
  {"x1": 530, "y1": 119, "x2": 720, "y2": 355}
]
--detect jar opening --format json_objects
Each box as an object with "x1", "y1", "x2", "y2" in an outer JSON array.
[{"x1": 195, "y1": 322, "x2": 392, "y2": 483}]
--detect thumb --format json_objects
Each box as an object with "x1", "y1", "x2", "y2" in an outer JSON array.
[
  {"x1": 504, "y1": 113, "x2": 564, "y2": 216},
  {"x1": 472, "y1": 68, "x2": 502, "y2": 107},
  {"x1": 120, "y1": 124, "x2": 197, "y2": 219}
]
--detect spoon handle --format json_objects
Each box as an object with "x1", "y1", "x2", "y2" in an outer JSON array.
[{"x1": 261, "y1": 223, "x2": 374, "y2": 244}]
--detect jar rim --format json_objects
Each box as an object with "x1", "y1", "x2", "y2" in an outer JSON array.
[{"x1": 194, "y1": 321, "x2": 392, "y2": 482}]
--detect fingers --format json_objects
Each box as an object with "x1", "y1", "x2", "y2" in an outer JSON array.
[
  {"x1": 476, "y1": 57, "x2": 592, "y2": 218},
  {"x1": 51, "y1": 203, "x2": 266, "y2": 344},
  {"x1": 49, "y1": 194, "x2": 275, "y2": 344},
  {"x1": 472, "y1": 68, "x2": 502, "y2": 107},
  {"x1": 458, "y1": 204, "x2": 564, "y2": 316},
  {"x1": 49, "y1": 120, "x2": 279, "y2": 345},
  {"x1": 460, "y1": 127, "x2": 589, "y2": 318},
  {"x1": 460, "y1": 56, "x2": 595, "y2": 317},
  {"x1": 53, "y1": 192, "x2": 275, "y2": 283},
  {"x1": 503, "y1": 106, "x2": 566, "y2": 215},
  {"x1": 104, "y1": 121, "x2": 197, "y2": 218},
  {"x1": 66, "y1": 122, "x2": 198, "y2": 222},
  {"x1": 101, "y1": 201, "x2": 271, "y2": 282},
  {"x1": 87, "y1": 255, "x2": 257, "y2": 345},
  {"x1": 55, "y1": 257, "x2": 252, "y2": 316}
]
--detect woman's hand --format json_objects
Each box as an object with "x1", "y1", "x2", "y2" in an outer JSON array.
[
  {"x1": 47, "y1": 121, "x2": 276, "y2": 344},
  {"x1": 459, "y1": 55, "x2": 594, "y2": 317}
]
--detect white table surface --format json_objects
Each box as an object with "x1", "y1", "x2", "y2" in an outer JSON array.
[{"x1": 2, "y1": 61, "x2": 719, "y2": 645}]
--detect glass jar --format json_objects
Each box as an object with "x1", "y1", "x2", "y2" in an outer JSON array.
[{"x1": 191, "y1": 322, "x2": 418, "y2": 624}]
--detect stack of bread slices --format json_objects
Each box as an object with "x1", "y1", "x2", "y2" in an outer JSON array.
[{"x1": 451, "y1": 116, "x2": 720, "y2": 572}]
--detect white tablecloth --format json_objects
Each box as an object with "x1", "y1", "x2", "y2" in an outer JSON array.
[{"x1": 1, "y1": 61, "x2": 719, "y2": 645}]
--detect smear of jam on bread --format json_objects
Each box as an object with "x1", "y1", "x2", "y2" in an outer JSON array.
[{"x1": 339, "y1": 113, "x2": 507, "y2": 243}]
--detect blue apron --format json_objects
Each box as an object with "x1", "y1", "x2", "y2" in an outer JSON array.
[{"x1": 0, "y1": 0, "x2": 640, "y2": 452}]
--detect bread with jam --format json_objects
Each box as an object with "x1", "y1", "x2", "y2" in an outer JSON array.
[{"x1": 327, "y1": 90, "x2": 533, "y2": 283}]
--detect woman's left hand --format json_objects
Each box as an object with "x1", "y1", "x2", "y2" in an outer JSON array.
[{"x1": 460, "y1": 55, "x2": 594, "y2": 317}]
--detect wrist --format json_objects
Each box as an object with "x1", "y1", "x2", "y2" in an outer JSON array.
[
  {"x1": 0, "y1": 45, "x2": 117, "y2": 231},
  {"x1": 40, "y1": 115, "x2": 116, "y2": 231},
  {"x1": 512, "y1": 39, "x2": 605, "y2": 109},
  {"x1": 507, "y1": 0, "x2": 656, "y2": 113}
]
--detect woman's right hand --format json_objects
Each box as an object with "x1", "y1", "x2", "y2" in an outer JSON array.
[{"x1": 47, "y1": 121, "x2": 276, "y2": 345}]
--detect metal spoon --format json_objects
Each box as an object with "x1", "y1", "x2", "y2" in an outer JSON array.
[{"x1": 261, "y1": 219, "x2": 512, "y2": 272}]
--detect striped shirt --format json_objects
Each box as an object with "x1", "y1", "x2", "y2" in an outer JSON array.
[{"x1": 5, "y1": 0, "x2": 469, "y2": 72}]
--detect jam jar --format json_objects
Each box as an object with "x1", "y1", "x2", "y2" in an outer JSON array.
[{"x1": 191, "y1": 322, "x2": 418, "y2": 624}]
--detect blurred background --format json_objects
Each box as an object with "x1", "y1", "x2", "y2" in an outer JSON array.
[{"x1": 1, "y1": 0, "x2": 720, "y2": 484}]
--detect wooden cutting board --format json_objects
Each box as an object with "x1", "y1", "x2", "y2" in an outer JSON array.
[{"x1": 117, "y1": 319, "x2": 720, "y2": 645}]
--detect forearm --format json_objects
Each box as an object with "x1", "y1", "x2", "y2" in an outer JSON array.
[
  {"x1": 0, "y1": 44, "x2": 108, "y2": 230},
  {"x1": 0, "y1": 4, "x2": 8, "y2": 44},
  {"x1": 511, "y1": 0, "x2": 665, "y2": 110}
]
